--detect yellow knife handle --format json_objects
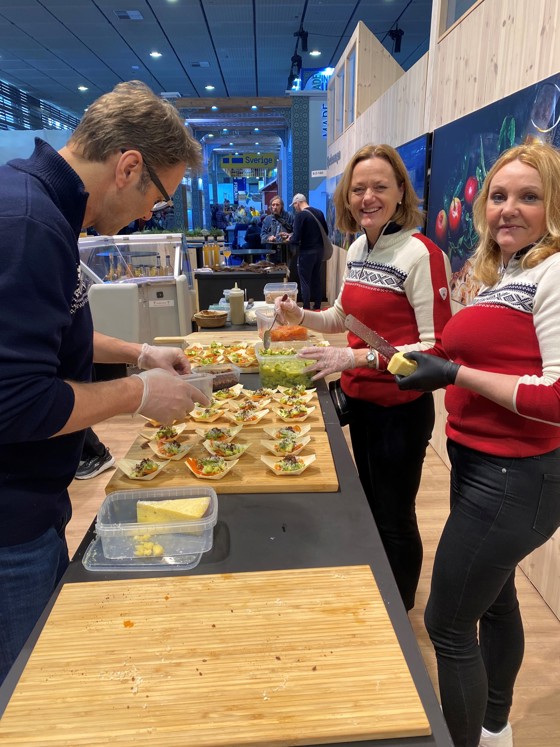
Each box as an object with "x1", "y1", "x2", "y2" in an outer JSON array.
[{"x1": 387, "y1": 352, "x2": 418, "y2": 377}]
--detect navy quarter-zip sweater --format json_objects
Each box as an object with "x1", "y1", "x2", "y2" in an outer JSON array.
[{"x1": 0, "y1": 139, "x2": 92, "y2": 545}]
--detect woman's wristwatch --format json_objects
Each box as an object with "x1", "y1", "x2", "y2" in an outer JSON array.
[{"x1": 365, "y1": 347, "x2": 378, "y2": 368}]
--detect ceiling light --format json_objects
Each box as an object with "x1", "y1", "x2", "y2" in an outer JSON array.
[
  {"x1": 131, "y1": 65, "x2": 140, "y2": 70},
  {"x1": 388, "y1": 25, "x2": 404, "y2": 54},
  {"x1": 150, "y1": 51, "x2": 162, "y2": 59},
  {"x1": 207, "y1": 133, "x2": 214, "y2": 138},
  {"x1": 211, "y1": 105, "x2": 218, "y2": 110},
  {"x1": 251, "y1": 105, "x2": 258, "y2": 110},
  {"x1": 78, "y1": 85, "x2": 88, "y2": 92},
  {"x1": 310, "y1": 50, "x2": 321, "y2": 57},
  {"x1": 254, "y1": 127, "x2": 259, "y2": 132},
  {"x1": 255, "y1": 142, "x2": 259, "y2": 146},
  {"x1": 205, "y1": 84, "x2": 215, "y2": 91},
  {"x1": 229, "y1": 142, "x2": 234, "y2": 146},
  {"x1": 222, "y1": 128, "x2": 228, "y2": 132}
]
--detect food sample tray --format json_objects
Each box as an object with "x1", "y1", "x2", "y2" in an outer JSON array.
[{"x1": 105, "y1": 427, "x2": 338, "y2": 495}]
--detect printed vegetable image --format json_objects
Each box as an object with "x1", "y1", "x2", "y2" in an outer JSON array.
[
  {"x1": 435, "y1": 209, "x2": 448, "y2": 244},
  {"x1": 464, "y1": 176, "x2": 478, "y2": 205},
  {"x1": 448, "y1": 197, "x2": 462, "y2": 234}
]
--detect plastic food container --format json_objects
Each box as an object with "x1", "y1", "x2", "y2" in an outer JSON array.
[
  {"x1": 191, "y1": 363, "x2": 241, "y2": 391},
  {"x1": 255, "y1": 305, "x2": 309, "y2": 342},
  {"x1": 95, "y1": 486, "x2": 218, "y2": 560},
  {"x1": 263, "y1": 282, "x2": 298, "y2": 305},
  {"x1": 254, "y1": 341, "x2": 315, "y2": 389},
  {"x1": 180, "y1": 372, "x2": 213, "y2": 401}
]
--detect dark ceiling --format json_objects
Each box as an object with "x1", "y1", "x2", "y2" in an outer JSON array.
[{"x1": 0, "y1": 0, "x2": 433, "y2": 153}]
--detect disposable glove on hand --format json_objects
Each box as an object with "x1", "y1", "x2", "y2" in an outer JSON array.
[
  {"x1": 395, "y1": 352, "x2": 460, "y2": 392},
  {"x1": 297, "y1": 346, "x2": 355, "y2": 381},
  {"x1": 133, "y1": 369, "x2": 210, "y2": 425},
  {"x1": 273, "y1": 296, "x2": 304, "y2": 326},
  {"x1": 137, "y1": 343, "x2": 191, "y2": 375}
]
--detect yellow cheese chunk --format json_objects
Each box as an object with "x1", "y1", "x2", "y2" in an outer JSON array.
[
  {"x1": 136, "y1": 497, "x2": 211, "y2": 523},
  {"x1": 387, "y1": 352, "x2": 418, "y2": 376}
]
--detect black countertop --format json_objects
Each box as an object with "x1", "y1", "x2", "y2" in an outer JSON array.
[{"x1": 0, "y1": 378, "x2": 452, "y2": 747}]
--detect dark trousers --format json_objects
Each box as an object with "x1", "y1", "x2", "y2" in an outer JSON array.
[
  {"x1": 348, "y1": 393, "x2": 434, "y2": 611},
  {"x1": 297, "y1": 249, "x2": 322, "y2": 309},
  {"x1": 425, "y1": 440, "x2": 560, "y2": 747},
  {"x1": 82, "y1": 428, "x2": 105, "y2": 459}
]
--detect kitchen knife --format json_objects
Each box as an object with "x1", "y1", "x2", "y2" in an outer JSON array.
[{"x1": 344, "y1": 315, "x2": 417, "y2": 376}]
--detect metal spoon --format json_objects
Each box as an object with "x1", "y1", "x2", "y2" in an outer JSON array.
[{"x1": 262, "y1": 293, "x2": 288, "y2": 350}]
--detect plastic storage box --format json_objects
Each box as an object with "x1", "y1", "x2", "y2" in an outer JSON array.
[
  {"x1": 255, "y1": 305, "x2": 309, "y2": 341},
  {"x1": 95, "y1": 486, "x2": 218, "y2": 560},
  {"x1": 190, "y1": 363, "x2": 241, "y2": 391},
  {"x1": 263, "y1": 282, "x2": 298, "y2": 304},
  {"x1": 180, "y1": 372, "x2": 213, "y2": 401},
  {"x1": 254, "y1": 341, "x2": 315, "y2": 389}
]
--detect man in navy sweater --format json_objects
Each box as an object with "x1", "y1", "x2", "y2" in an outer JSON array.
[{"x1": 0, "y1": 81, "x2": 208, "y2": 685}]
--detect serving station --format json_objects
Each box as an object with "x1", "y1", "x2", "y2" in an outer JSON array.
[{"x1": 0, "y1": 330, "x2": 453, "y2": 747}]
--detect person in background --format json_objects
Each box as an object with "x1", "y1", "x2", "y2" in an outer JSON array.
[
  {"x1": 75, "y1": 427, "x2": 115, "y2": 480},
  {"x1": 260, "y1": 196, "x2": 293, "y2": 244},
  {"x1": 288, "y1": 194, "x2": 327, "y2": 310},
  {"x1": 396, "y1": 142, "x2": 560, "y2": 747},
  {"x1": 0, "y1": 80, "x2": 210, "y2": 686},
  {"x1": 275, "y1": 144, "x2": 452, "y2": 612},
  {"x1": 242, "y1": 216, "x2": 264, "y2": 252}
]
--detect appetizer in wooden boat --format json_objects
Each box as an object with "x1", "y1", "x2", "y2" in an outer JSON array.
[
  {"x1": 227, "y1": 407, "x2": 269, "y2": 424},
  {"x1": 185, "y1": 455, "x2": 238, "y2": 480},
  {"x1": 189, "y1": 406, "x2": 226, "y2": 422},
  {"x1": 203, "y1": 439, "x2": 249, "y2": 460},
  {"x1": 277, "y1": 385, "x2": 316, "y2": 397},
  {"x1": 262, "y1": 424, "x2": 312, "y2": 440},
  {"x1": 261, "y1": 436, "x2": 310, "y2": 456},
  {"x1": 117, "y1": 457, "x2": 166, "y2": 481},
  {"x1": 277, "y1": 393, "x2": 314, "y2": 406},
  {"x1": 241, "y1": 387, "x2": 276, "y2": 401},
  {"x1": 195, "y1": 425, "x2": 242, "y2": 442},
  {"x1": 260, "y1": 453, "x2": 316, "y2": 476},
  {"x1": 274, "y1": 405, "x2": 316, "y2": 421},
  {"x1": 212, "y1": 383, "x2": 243, "y2": 400},
  {"x1": 148, "y1": 439, "x2": 193, "y2": 461}
]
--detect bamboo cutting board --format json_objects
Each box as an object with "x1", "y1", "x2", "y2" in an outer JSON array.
[
  {"x1": 0, "y1": 566, "x2": 430, "y2": 746},
  {"x1": 105, "y1": 428, "x2": 338, "y2": 495}
]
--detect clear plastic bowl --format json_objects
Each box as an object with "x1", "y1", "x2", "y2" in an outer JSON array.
[
  {"x1": 263, "y1": 282, "x2": 298, "y2": 305},
  {"x1": 96, "y1": 486, "x2": 218, "y2": 560},
  {"x1": 254, "y1": 340, "x2": 315, "y2": 389}
]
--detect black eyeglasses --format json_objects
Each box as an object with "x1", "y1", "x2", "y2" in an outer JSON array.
[
  {"x1": 143, "y1": 160, "x2": 174, "y2": 213},
  {"x1": 121, "y1": 149, "x2": 173, "y2": 212}
]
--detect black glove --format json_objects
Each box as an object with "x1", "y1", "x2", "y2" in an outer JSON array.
[{"x1": 395, "y1": 351, "x2": 460, "y2": 392}]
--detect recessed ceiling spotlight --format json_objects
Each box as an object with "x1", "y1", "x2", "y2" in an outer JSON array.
[
  {"x1": 150, "y1": 51, "x2": 162, "y2": 58},
  {"x1": 207, "y1": 133, "x2": 214, "y2": 138},
  {"x1": 229, "y1": 142, "x2": 234, "y2": 146},
  {"x1": 251, "y1": 105, "x2": 258, "y2": 110},
  {"x1": 205, "y1": 84, "x2": 215, "y2": 91},
  {"x1": 254, "y1": 127, "x2": 259, "y2": 132},
  {"x1": 78, "y1": 85, "x2": 88, "y2": 92},
  {"x1": 131, "y1": 65, "x2": 140, "y2": 70},
  {"x1": 211, "y1": 105, "x2": 218, "y2": 110},
  {"x1": 222, "y1": 128, "x2": 228, "y2": 132},
  {"x1": 310, "y1": 50, "x2": 321, "y2": 57},
  {"x1": 255, "y1": 142, "x2": 259, "y2": 146}
]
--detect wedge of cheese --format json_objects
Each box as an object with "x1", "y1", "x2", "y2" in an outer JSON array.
[
  {"x1": 387, "y1": 351, "x2": 417, "y2": 376},
  {"x1": 136, "y1": 497, "x2": 211, "y2": 523}
]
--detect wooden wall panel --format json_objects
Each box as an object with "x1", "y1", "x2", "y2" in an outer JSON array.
[
  {"x1": 430, "y1": 0, "x2": 560, "y2": 130},
  {"x1": 354, "y1": 22, "x2": 405, "y2": 119}
]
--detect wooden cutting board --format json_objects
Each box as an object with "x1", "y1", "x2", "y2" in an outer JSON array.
[
  {"x1": 0, "y1": 566, "x2": 430, "y2": 746},
  {"x1": 105, "y1": 428, "x2": 338, "y2": 495}
]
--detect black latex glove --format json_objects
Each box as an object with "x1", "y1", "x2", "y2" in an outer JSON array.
[{"x1": 395, "y1": 351, "x2": 460, "y2": 392}]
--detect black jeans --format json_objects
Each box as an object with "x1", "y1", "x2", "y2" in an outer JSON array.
[
  {"x1": 82, "y1": 428, "x2": 105, "y2": 459},
  {"x1": 425, "y1": 440, "x2": 560, "y2": 747},
  {"x1": 297, "y1": 249, "x2": 323, "y2": 309},
  {"x1": 348, "y1": 393, "x2": 434, "y2": 611}
]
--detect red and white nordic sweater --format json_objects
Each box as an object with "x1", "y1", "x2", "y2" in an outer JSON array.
[
  {"x1": 307, "y1": 226, "x2": 452, "y2": 407},
  {"x1": 444, "y1": 250, "x2": 560, "y2": 457}
]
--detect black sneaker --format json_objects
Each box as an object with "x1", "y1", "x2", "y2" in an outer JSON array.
[{"x1": 75, "y1": 448, "x2": 116, "y2": 480}]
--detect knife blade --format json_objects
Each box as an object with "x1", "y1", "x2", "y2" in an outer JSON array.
[{"x1": 344, "y1": 315, "x2": 417, "y2": 376}]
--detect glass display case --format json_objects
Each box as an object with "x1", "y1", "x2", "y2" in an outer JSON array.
[{"x1": 79, "y1": 234, "x2": 196, "y2": 343}]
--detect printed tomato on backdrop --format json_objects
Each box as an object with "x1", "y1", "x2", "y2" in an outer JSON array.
[{"x1": 425, "y1": 71, "x2": 560, "y2": 305}]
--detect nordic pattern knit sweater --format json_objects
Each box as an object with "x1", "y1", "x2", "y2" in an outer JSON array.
[
  {"x1": 306, "y1": 226, "x2": 452, "y2": 407},
  {"x1": 443, "y1": 249, "x2": 560, "y2": 457},
  {"x1": 0, "y1": 139, "x2": 92, "y2": 545}
]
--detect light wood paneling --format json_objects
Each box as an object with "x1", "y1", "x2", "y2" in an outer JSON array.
[{"x1": 430, "y1": 0, "x2": 560, "y2": 129}]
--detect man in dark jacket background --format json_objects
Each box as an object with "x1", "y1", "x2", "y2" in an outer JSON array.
[{"x1": 288, "y1": 194, "x2": 328, "y2": 310}]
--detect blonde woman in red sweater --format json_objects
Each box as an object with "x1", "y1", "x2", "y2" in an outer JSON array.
[{"x1": 398, "y1": 142, "x2": 560, "y2": 747}]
